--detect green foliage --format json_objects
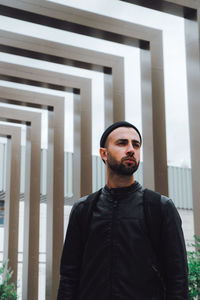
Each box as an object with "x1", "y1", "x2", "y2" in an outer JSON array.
[
  {"x1": 0, "y1": 261, "x2": 18, "y2": 300},
  {"x1": 187, "y1": 235, "x2": 200, "y2": 300}
]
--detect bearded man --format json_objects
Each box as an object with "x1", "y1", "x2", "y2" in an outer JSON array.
[{"x1": 57, "y1": 121, "x2": 188, "y2": 300}]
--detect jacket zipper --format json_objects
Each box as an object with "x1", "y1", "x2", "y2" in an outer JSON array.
[
  {"x1": 152, "y1": 264, "x2": 166, "y2": 293},
  {"x1": 110, "y1": 197, "x2": 118, "y2": 299}
]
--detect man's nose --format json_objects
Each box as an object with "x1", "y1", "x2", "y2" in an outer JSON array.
[{"x1": 126, "y1": 143, "x2": 135, "y2": 153}]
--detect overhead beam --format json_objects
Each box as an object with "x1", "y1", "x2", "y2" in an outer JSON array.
[
  {"x1": 119, "y1": 0, "x2": 196, "y2": 17},
  {"x1": 0, "y1": 29, "x2": 125, "y2": 127},
  {"x1": 0, "y1": 2, "x2": 168, "y2": 194}
]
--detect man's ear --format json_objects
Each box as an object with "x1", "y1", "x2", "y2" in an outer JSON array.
[{"x1": 99, "y1": 147, "x2": 107, "y2": 162}]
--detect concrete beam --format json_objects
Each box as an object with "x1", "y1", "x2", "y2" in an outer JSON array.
[
  {"x1": 0, "y1": 124, "x2": 21, "y2": 282},
  {"x1": 0, "y1": 108, "x2": 41, "y2": 300},
  {"x1": 0, "y1": 29, "x2": 125, "y2": 127},
  {"x1": 0, "y1": 86, "x2": 64, "y2": 300},
  {"x1": 119, "y1": 0, "x2": 200, "y2": 239},
  {"x1": 0, "y1": 61, "x2": 92, "y2": 198},
  {"x1": 0, "y1": 0, "x2": 168, "y2": 194},
  {"x1": 120, "y1": 0, "x2": 199, "y2": 15}
]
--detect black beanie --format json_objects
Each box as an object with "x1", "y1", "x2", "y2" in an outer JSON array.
[{"x1": 100, "y1": 121, "x2": 142, "y2": 147}]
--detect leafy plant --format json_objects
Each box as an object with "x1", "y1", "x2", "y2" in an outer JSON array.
[
  {"x1": 0, "y1": 261, "x2": 18, "y2": 300},
  {"x1": 187, "y1": 235, "x2": 200, "y2": 300}
]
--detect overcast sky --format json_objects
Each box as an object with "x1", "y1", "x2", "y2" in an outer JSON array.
[{"x1": 0, "y1": 0, "x2": 191, "y2": 167}]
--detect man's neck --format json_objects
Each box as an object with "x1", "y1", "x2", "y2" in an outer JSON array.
[{"x1": 106, "y1": 173, "x2": 135, "y2": 189}]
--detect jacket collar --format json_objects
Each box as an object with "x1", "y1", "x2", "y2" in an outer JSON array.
[{"x1": 103, "y1": 181, "x2": 141, "y2": 195}]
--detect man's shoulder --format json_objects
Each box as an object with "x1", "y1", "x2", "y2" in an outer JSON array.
[
  {"x1": 143, "y1": 188, "x2": 177, "y2": 219},
  {"x1": 69, "y1": 190, "x2": 102, "y2": 226},
  {"x1": 68, "y1": 196, "x2": 88, "y2": 219},
  {"x1": 144, "y1": 188, "x2": 172, "y2": 205},
  {"x1": 72, "y1": 195, "x2": 88, "y2": 212},
  {"x1": 145, "y1": 189, "x2": 180, "y2": 221},
  {"x1": 72, "y1": 189, "x2": 102, "y2": 213}
]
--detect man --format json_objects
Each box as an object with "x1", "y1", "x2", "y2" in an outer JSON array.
[{"x1": 57, "y1": 121, "x2": 188, "y2": 300}]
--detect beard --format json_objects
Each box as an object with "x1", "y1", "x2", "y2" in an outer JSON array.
[{"x1": 107, "y1": 152, "x2": 140, "y2": 176}]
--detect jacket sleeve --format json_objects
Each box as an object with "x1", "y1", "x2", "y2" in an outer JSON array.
[
  {"x1": 161, "y1": 196, "x2": 189, "y2": 300},
  {"x1": 57, "y1": 201, "x2": 85, "y2": 300}
]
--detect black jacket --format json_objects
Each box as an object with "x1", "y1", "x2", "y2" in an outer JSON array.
[{"x1": 57, "y1": 182, "x2": 188, "y2": 300}]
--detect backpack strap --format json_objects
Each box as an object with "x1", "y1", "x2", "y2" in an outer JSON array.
[
  {"x1": 80, "y1": 188, "x2": 102, "y2": 244},
  {"x1": 143, "y1": 189, "x2": 167, "y2": 294},
  {"x1": 143, "y1": 188, "x2": 162, "y2": 260}
]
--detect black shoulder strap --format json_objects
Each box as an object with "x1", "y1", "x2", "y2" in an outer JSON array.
[
  {"x1": 143, "y1": 188, "x2": 162, "y2": 259},
  {"x1": 81, "y1": 188, "x2": 102, "y2": 244}
]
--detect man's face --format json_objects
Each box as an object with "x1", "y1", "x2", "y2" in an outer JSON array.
[{"x1": 100, "y1": 127, "x2": 141, "y2": 176}]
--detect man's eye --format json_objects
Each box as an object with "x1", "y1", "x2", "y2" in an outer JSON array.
[
  {"x1": 118, "y1": 141, "x2": 126, "y2": 145},
  {"x1": 133, "y1": 143, "x2": 140, "y2": 149}
]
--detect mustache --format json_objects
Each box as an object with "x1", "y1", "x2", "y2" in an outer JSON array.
[{"x1": 121, "y1": 155, "x2": 136, "y2": 162}]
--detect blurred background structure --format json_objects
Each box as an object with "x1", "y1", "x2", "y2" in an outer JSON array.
[{"x1": 0, "y1": 0, "x2": 199, "y2": 299}]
